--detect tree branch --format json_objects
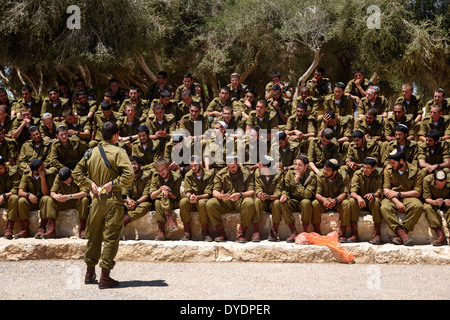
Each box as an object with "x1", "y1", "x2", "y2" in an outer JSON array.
[{"x1": 135, "y1": 51, "x2": 157, "y2": 82}]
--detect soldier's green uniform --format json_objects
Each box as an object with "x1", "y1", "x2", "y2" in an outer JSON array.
[
  {"x1": 72, "y1": 141, "x2": 134, "y2": 270},
  {"x1": 39, "y1": 121, "x2": 58, "y2": 141},
  {"x1": 291, "y1": 96, "x2": 318, "y2": 118},
  {"x1": 90, "y1": 111, "x2": 120, "y2": 148},
  {"x1": 9, "y1": 117, "x2": 39, "y2": 147},
  {"x1": 267, "y1": 97, "x2": 293, "y2": 129},
  {"x1": 62, "y1": 116, "x2": 92, "y2": 144},
  {"x1": 227, "y1": 83, "x2": 248, "y2": 102},
  {"x1": 40, "y1": 97, "x2": 70, "y2": 118},
  {"x1": 265, "y1": 81, "x2": 294, "y2": 100},
  {"x1": 176, "y1": 97, "x2": 202, "y2": 121},
  {"x1": 203, "y1": 137, "x2": 237, "y2": 171},
  {"x1": 149, "y1": 169, "x2": 182, "y2": 223},
  {"x1": 284, "y1": 113, "x2": 316, "y2": 153},
  {"x1": 417, "y1": 141, "x2": 450, "y2": 177},
  {"x1": 354, "y1": 116, "x2": 384, "y2": 138},
  {"x1": 145, "y1": 113, "x2": 176, "y2": 154},
  {"x1": 47, "y1": 137, "x2": 89, "y2": 170},
  {"x1": 146, "y1": 82, "x2": 174, "y2": 102},
  {"x1": 423, "y1": 174, "x2": 450, "y2": 229},
  {"x1": 211, "y1": 115, "x2": 244, "y2": 133},
  {"x1": 312, "y1": 171, "x2": 351, "y2": 227},
  {"x1": 18, "y1": 139, "x2": 52, "y2": 173},
  {"x1": 118, "y1": 98, "x2": 150, "y2": 122},
  {"x1": 0, "y1": 165, "x2": 20, "y2": 223},
  {"x1": 418, "y1": 116, "x2": 450, "y2": 139},
  {"x1": 345, "y1": 78, "x2": 373, "y2": 99},
  {"x1": 206, "y1": 166, "x2": 256, "y2": 228},
  {"x1": 306, "y1": 78, "x2": 332, "y2": 102},
  {"x1": 17, "y1": 168, "x2": 57, "y2": 222},
  {"x1": 205, "y1": 97, "x2": 234, "y2": 125},
  {"x1": 179, "y1": 168, "x2": 214, "y2": 225},
  {"x1": 0, "y1": 115, "x2": 15, "y2": 137},
  {"x1": 47, "y1": 174, "x2": 90, "y2": 221},
  {"x1": 384, "y1": 114, "x2": 415, "y2": 138},
  {"x1": 149, "y1": 99, "x2": 179, "y2": 119},
  {"x1": 358, "y1": 95, "x2": 389, "y2": 117},
  {"x1": 323, "y1": 93, "x2": 354, "y2": 117},
  {"x1": 307, "y1": 137, "x2": 340, "y2": 170},
  {"x1": 380, "y1": 163, "x2": 423, "y2": 233},
  {"x1": 425, "y1": 98, "x2": 449, "y2": 117},
  {"x1": 174, "y1": 83, "x2": 204, "y2": 104},
  {"x1": 131, "y1": 139, "x2": 158, "y2": 172},
  {"x1": 179, "y1": 113, "x2": 209, "y2": 138},
  {"x1": 281, "y1": 168, "x2": 317, "y2": 226},
  {"x1": 275, "y1": 141, "x2": 300, "y2": 171},
  {"x1": 345, "y1": 139, "x2": 381, "y2": 169},
  {"x1": 322, "y1": 115, "x2": 353, "y2": 157},
  {"x1": 382, "y1": 140, "x2": 418, "y2": 168},
  {"x1": 72, "y1": 100, "x2": 98, "y2": 118},
  {"x1": 15, "y1": 97, "x2": 43, "y2": 120},
  {"x1": 348, "y1": 167, "x2": 382, "y2": 224},
  {"x1": 123, "y1": 169, "x2": 153, "y2": 223},
  {"x1": 245, "y1": 110, "x2": 278, "y2": 133},
  {"x1": 0, "y1": 138, "x2": 18, "y2": 164},
  {"x1": 254, "y1": 168, "x2": 283, "y2": 224},
  {"x1": 395, "y1": 94, "x2": 424, "y2": 137}
]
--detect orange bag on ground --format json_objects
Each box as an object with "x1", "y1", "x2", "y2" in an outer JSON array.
[{"x1": 295, "y1": 231, "x2": 355, "y2": 263}]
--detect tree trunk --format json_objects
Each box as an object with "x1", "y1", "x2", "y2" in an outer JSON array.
[
  {"x1": 153, "y1": 52, "x2": 162, "y2": 72},
  {"x1": 135, "y1": 51, "x2": 157, "y2": 82},
  {"x1": 293, "y1": 49, "x2": 323, "y2": 99},
  {"x1": 240, "y1": 51, "x2": 261, "y2": 84},
  {"x1": 205, "y1": 71, "x2": 219, "y2": 100}
]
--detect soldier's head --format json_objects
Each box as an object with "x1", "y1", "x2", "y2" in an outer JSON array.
[
  {"x1": 313, "y1": 67, "x2": 325, "y2": 82},
  {"x1": 21, "y1": 85, "x2": 33, "y2": 102},
  {"x1": 366, "y1": 86, "x2": 378, "y2": 103},
  {"x1": 295, "y1": 155, "x2": 309, "y2": 176},
  {"x1": 430, "y1": 105, "x2": 443, "y2": 122},
  {"x1": 351, "y1": 129, "x2": 366, "y2": 148},
  {"x1": 101, "y1": 121, "x2": 119, "y2": 142},
  {"x1": 255, "y1": 99, "x2": 268, "y2": 118},
  {"x1": 47, "y1": 87, "x2": 59, "y2": 102},
  {"x1": 387, "y1": 149, "x2": 407, "y2": 171},
  {"x1": 62, "y1": 108, "x2": 77, "y2": 124},
  {"x1": 0, "y1": 156, "x2": 6, "y2": 175},
  {"x1": 29, "y1": 126, "x2": 42, "y2": 144},
  {"x1": 190, "y1": 155, "x2": 203, "y2": 175},
  {"x1": 20, "y1": 106, "x2": 32, "y2": 120},
  {"x1": 230, "y1": 73, "x2": 241, "y2": 88},
  {"x1": 155, "y1": 158, "x2": 170, "y2": 179},
  {"x1": 219, "y1": 86, "x2": 230, "y2": 103},
  {"x1": 101, "y1": 101, "x2": 113, "y2": 118},
  {"x1": 324, "y1": 110, "x2": 337, "y2": 126},
  {"x1": 434, "y1": 170, "x2": 447, "y2": 189},
  {"x1": 0, "y1": 105, "x2": 8, "y2": 120},
  {"x1": 0, "y1": 88, "x2": 8, "y2": 104},
  {"x1": 245, "y1": 89, "x2": 257, "y2": 103},
  {"x1": 300, "y1": 86, "x2": 311, "y2": 100},
  {"x1": 58, "y1": 166, "x2": 73, "y2": 185},
  {"x1": 362, "y1": 157, "x2": 377, "y2": 177},
  {"x1": 425, "y1": 129, "x2": 440, "y2": 148},
  {"x1": 156, "y1": 71, "x2": 168, "y2": 85},
  {"x1": 392, "y1": 103, "x2": 405, "y2": 121},
  {"x1": 270, "y1": 85, "x2": 282, "y2": 101},
  {"x1": 365, "y1": 108, "x2": 378, "y2": 125},
  {"x1": 189, "y1": 102, "x2": 201, "y2": 120},
  {"x1": 153, "y1": 103, "x2": 166, "y2": 121},
  {"x1": 29, "y1": 158, "x2": 45, "y2": 175},
  {"x1": 296, "y1": 102, "x2": 308, "y2": 120},
  {"x1": 129, "y1": 86, "x2": 140, "y2": 101},
  {"x1": 333, "y1": 82, "x2": 345, "y2": 100},
  {"x1": 108, "y1": 79, "x2": 120, "y2": 93},
  {"x1": 276, "y1": 131, "x2": 288, "y2": 149},
  {"x1": 75, "y1": 78, "x2": 86, "y2": 91},
  {"x1": 270, "y1": 72, "x2": 282, "y2": 84},
  {"x1": 159, "y1": 90, "x2": 171, "y2": 106},
  {"x1": 181, "y1": 89, "x2": 193, "y2": 105},
  {"x1": 221, "y1": 105, "x2": 233, "y2": 123},
  {"x1": 394, "y1": 124, "x2": 408, "y2": 144},
  {"x1": 76, "y1": 90, "x2": 88, "y2": 104},
  {"x1": 56, "y1": 125, "x2": 69, "y2": 144},
  {"x1": 213, "y1": 121, "x2": 226, "y2": 140},
  {"x1": 103, "y1": 91, "x2": 116, "y2": 104},
  {"x1": 248, "y1": 126, "x2": 259, "y2": 144},
  {"x1": 323, "y1": 159, "x2": 339, "y2": 179},
  {"x1": 320, "y1": 128, "x2": 334, "y2": 146},
  {"x1": 125, "y1": 103, "x2": 137, "y2": 119},
  {"x1": 352, "y1": 68, "x2": 364, "y2": 81},
  {"x1": 434, "y1": 88, "x2": 446, "y2": 105},
  {"x1": 129, "y1": 156, "x2": 142, "y2": 174},
  {"x1": 226, "y1": 154, "x2": 240, "y2": 175},
  {"x1": 401, "y1": 83, "x2": 414, "y2": 100},
  {"x1": 137, "y1": 125, "x2": 150, "y2": 144},
  {"x1": 42, "y1": 113, "x2": 54, "y2": 130},
  {"x1": 182, "y1": 73, "x2": 194, "y2": 88},
  {"x1": 58, "y1": 80, "x2": 70, "y2": 97}
]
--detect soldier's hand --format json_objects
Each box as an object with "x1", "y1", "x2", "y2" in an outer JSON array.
[
  {"x1": 100, "y1": 181, "x2": 113, "y2": 194},
  {"x1": 0, "y1": 194, "x2": 4, "y2": 204},
  {"x1": 395, "y1": 201, "x2": 406, "y2": 213},
  {"x1": 444, "y1": 199, "x2": 450, "y2": 207},
  {"x1": 435, "y1": 198, "x2": 444, "y2": 206},
  {"x1": 91, "y1": 182, "x2": 99, "y2": 196},
  {"x1": 28, "y1": 193, "x2": 38, "y2": 204},
  {"x1": 229, "y1": 193, "x2": 241, "y2": 202},
  {"x1": 358, "y1": 196, "x2": 366, "y2": 208},
  {"x1": 280, "y1": 195, "x2": 287, "y2": 203}
]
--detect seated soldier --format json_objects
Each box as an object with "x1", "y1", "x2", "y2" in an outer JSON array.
[
  {"x1": 384, "y1": 103, "x2": 415, "y2": 144},
  {"x1": 348, "y1": 157, "x2": 383, "y2": 244},
  {"x1": 131, "y1": 125, "x2": 158, "y2": 172},
  {"x1": 0, "y1": 129, "x2": 17, "y2": 166},
  {"x1": 382, "y1": 124, "x2": 418, "y2": 167},
  {"x1": 205, "y1": 155, "x2": 258, "y2": 243},
  {"x1": 358, "y1": 86, "x2": 389, "y2": 119},
  {"x1": 284, "y1": 102, "x2": 316, "y2": 153},
  {"x1": 423, "y1": 170, "x2": 450, "y2": 246},
  {"x1": 234, "y1": 88, "x2": 257, "y2": 127},
  {"x1": 0, "y1": 104, "x2": 15, "y2": 138},
  {"x1": 179, "y1": 155, "x2": 214, "y2": 241},
  {"x1": 418, "y1": 105, "x2": 450, "y2": 143},
  {"x1": 17, "y1": 159, "x2": 57, "y2": 239},
  {"x1": 424, "y1": 88, "x2": 448, "y2": 117},
  {"x1": 149, "y1": 89, "x2": 179, "y2": 119},
  {"x1": 149, "y1": 158, "x2": 182, "y2": 241},
  {"x1": 61, "y1": 107, "x2": 92, "y2": 143},
  {"x1": 279, "y1": 155, "x2": 317, "y2": 238},
  {"x1": 344, "y1": 68, "x2": 372, "y2": 108},
  {"x1": 122, "y1": 156, "x2": 153, "y2": 228},
  {"x1": 72, "y1": 90, "x2": 98, "y2": 122},
  {"x1": 306, "y1": 67, "x2": 332, "y2": 109},
  {"x1": 203, "y1": 121, "x2": 236, "y2": 172},
  {"x1": 319, "y1": 110, "x2": 353, "y2": 160},
  {"x1": 118, "y1": 86, "x2": 150, "y2": 122},
  {"x1": 245, "y1": 99, "x2": 278, "y2": 142},
  {"x1": 10, "y1": 106, "x2": 39, "y2": 149},
  {"x1": 237, "y1": 125, "x2": 265, "y2": 172},
  {"x1": 274, "y1": 131, "x2": 300, "y2": 173},
  {"x1": 307, "y1": 128, "x2": 340, "y2": 175},
  {"x1": 179, "y1": 102, "x2": 209, "y2": 143},
  {"x1": 395, "y1": 83, "x2": 424, "y2": 139},
  {"x1": 344, "y1": 129, "x2": 381, "y2": 176},
  {"x1": 205, "y1": 86, "x2": 233, "y2": 126},
  {"x1": 146, "y1": 71, "x2": 174, "y2": 102},
  {"x1": 48, "y1": 167, "x2": 90, "y2": 239},
  {"x1": 291, "y1": 86, "x2": 318, "y2": 119},
  {"x1": 18, "y1": 126, "x2": 52, "y2": 173},
  {"x1": 211, "y1": 105, "x2": 244, "y2": 139},
  {"x1": 117, "y1": 102, "x2": 142, "y2": 154},
  {"x1": 267, "y1": 84, "x2": 292, "y2": 130},
  {"x1": 177, "y1": 89, "x2": 201, "y2": 124},
  {"x1": 254, "y1": 155, "x2": 283, "y2": 241},
  {"x1": 265, "y1": 71, "x2": 294, "y2": 101},
  {"x1": 164, "y1": 133, "x2": 193, "y2": 176},
  {"x1": 323, "y1": 82, "x2": 354, "y2": 117},
  {"x1": 90, "y1": 101, "x2": 121, "y2": 148},
  {"x1": 40, "y1": 87, "x2": 70, "y2": 122},
  {"x1": 174, "y1": 73, "x2": 205, "y2": 106},
  {"x1": 354, "y1": 107, "x2": 384, "y2": 142},
  {"x1": 418, "y1": 129, "x2": 450, "y2": 178},
  {"x1": 312, "y1": 159, "x2": 351, "y2": 243},
  {"x1": 227, "y1": 73, "x2": 248, "y2": 102},
  {"x1": 381, "y1": 150, "x2": 423, "y2": 246},
  {"x1": 145, "y1": 102, "x2": 176, "y2": 156},
  {"x1": 0, "y1": 157, "x2": 21, "y2": 239},
  {"x1": 39, "y1": 113, "x2": 59, "y2": 143}
]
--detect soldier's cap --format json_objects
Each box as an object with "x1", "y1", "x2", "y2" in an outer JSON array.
[
  {"x1": 42, "y1": 112, "x2": 52, "y2": 118},
  {"x1": 276, "y1": 131, "x2": 287, "y2": 140},
  {"x1": 328, "y1": 159, "x2": 339, "y2": 165},
  {"x1": 262, "y1": 155, "x2": 275, "y2": 166},
  {"x1": 435, "y1": 170, "x2": 447, "y2": 181},
  {"x1": 56, "y1": 125, "x2": 67, "y2": 133},
  {"x1": 230, "y1": 73, "x2": 240, "y2": 78},
  {"x1": 58, "y1": 166, "x2": 72, "y2": 181},
  {"x1": 389, "y1": 149, "x2": 398, "y2": 157},
  {"x1": 172, "y1": 134, "x2": 184, "y2": 143},
  {"x1": 216, "y1": 121, "x2": 227, "y2": 129},
  {"x1": 28, "y1": 126, "x2": 39, "y2": 133},
  {"x1": 397, "y1": 124, "x2": 408, "y2": 130},
  {"x1": 29, "y1": 158, "x2": 43, "y2": 172},
  {"x1": 76, "y1": 90, "x2": 86, "y2": 96},
  {"x1": 101, "y1": 100, "x2": 112, "y2": 110},
  {"x1": 335, "y1": 82, "x2": 346, "y2": 89},
  {"x1": 352, "y1": 129, "x2": 365, "y2": 138}
]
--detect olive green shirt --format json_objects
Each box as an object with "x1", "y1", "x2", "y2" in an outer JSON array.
[
  {"x1": 354, "y1": 117, "x2": 384, "y2": 137},
  {"x1": 213, "y1": 166, "x2": 254, "y2": 194},
  {"x1": 384, "y1": 114, "x2": 415, "y2": 137},
  {"x1": 282, "y1": 168, "x2": 316, "y2": 201},
  {"x1": 345, "y1": 78, "x2": 373, "y2": 99},
  {"x1": 0, "y1": 165, "x2": 21, "y2": 195},
  {"x1": 383, "y1": 140, "x2": 419, "y2": 167},
  {"x1": 19, "y1": 169, "x2": 57, "y2": 198},
  {"x1": 395, "y1": 95, "x2": 424, "y2": 117},
  {"x1": 285, "y1": 114, "x2": 316, "y2": 136},
  {"x1": 122, "y1": 170, "x2": 152, "y2": 200},
  {"x1": 417, "y1": 141, "x2": 450, "y2": 165},
  {"x1": 18, "y1": 140, "x2": 52, "y2": 172},
  {"x1": 254, "y1": 168, "x2": 284, "y2": 197},
  {"x1": 358, "y1": 96, "x2": 389, "y2": 117},
  {"x1": 350, "y1": 167, "x2": 382, "y2": 196},
  {"x1": 423, "y1": 174, "x2": 450, "y2": 200},
  {"x1": 183, "y1": 168, "x2": 214, "y2": 197},
  {"x1": 149, "y1": 170, "x2": 182, "y2": 201},
  {"x1": 345, "y1": 139, "x2": 381, "y2": 166},
  {"x1": 48, "y1": 137, "x2": 89, "y2": 170},
  {"x1": 307, "y1": 137, "x2": 340, "y2": 169},
  {"x1": 323, "y1": 93, "x2": 354, "y2": 117},
  {"x1": 51, "y1": 174, "x2": 89, "y2": 195},
  {"x1": 316, "y1": 171, "x2": 349, "y2": 198},
  {"x1": 383, "y1": 163, "x2": 423, "y2": 194},
  {"x1": 418, "y1": 116, "x2": 450, "y2": 138},
  {"x1": 40, "y1": 98, "x2": 70, "y2": 117}
]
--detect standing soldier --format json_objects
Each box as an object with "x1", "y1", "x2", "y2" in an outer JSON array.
[
  {"x1": 279, "y1": 156, "x2": 317, "y2": 240},
  {"x1": 0, "y1": 157, "x2": 21, "y2": 239},
  {"x1": 73, "y1": 121, "x2": 134, "y2": 289},
  {"x1": 179, "y1": 155, "x2": 215, "y2": 241},
  {"x1": 423, "y1": 170, "x2": 450, "y2": 246},
  {"x1": 48, "y1": 167, "x2": 90, "y2": 239},
  {"x1": 380, "y1": 150, "x2": 423, "y2": 246},
  {"x1": 348, "y1": 157, "x2": 383, "y2": 244}
]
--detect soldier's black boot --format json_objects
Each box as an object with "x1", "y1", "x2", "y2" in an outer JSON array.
[{"x1": 99, "y1": 268, "x2": 119, "y2": 289}]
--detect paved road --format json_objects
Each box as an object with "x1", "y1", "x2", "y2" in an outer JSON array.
[{"x1": 0, "y1": 260, "x2": 448, "y2": 303}]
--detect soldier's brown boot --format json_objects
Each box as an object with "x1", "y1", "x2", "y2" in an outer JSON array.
[
  {"x1": 395, "y1": 226, "x2": 413, "y2": 246},
  {"x1": 84, "y1": 265, "x2": 96, "y2": 284},
  {"x1": 181, "y1": 222, "x2": 191, "y2": 241},
  {"x1": 346, "y1": 222, "x2": 359, "y2": 243},
  {"x1": 34, "y1": 219, "x2": 48, "y2": 239},
  {"x1": 237, "y1": 224, "x2": 248, "y2": 243},
  {"x1": 164, "y1": 211, "x2": 178, "y2": 232},
  {"x1": 42, "y1": 219, "x2": 56, "y2": 239},
  {"x1": 286, "y1": 224, "x2": 298, "y2": 243},
  {"x1": 99, "y1": 268, "x2": 119, "y2": 289},
  {"x1": 214, "y1": 224, "x2": 226, "y2": 242},
  {"x1": 302, "y1": 222, "x2": 310, "y2": 233},
  {"x1": 4, "y1": 220, "x2": 15, "y2": 240},
  {"x1": 14, "y1": 220, "x2": 30, "y2": 239},
  {"x1": 79, "y1": 219, "x2": 87, "y2": 239},
  {"x1": 155, "y1": 222, "x2": 165, "y2": 241},
  {"x1": 313, "y1": 224, "x2": 321, "y2": 234},
  {"x1": 201, "y1": 224, "x2": 213, "y2": 242},
  {"x1": 432, "y1": 227, "x2": 447, "y2": 246},
  {"x1": 370, "y1": 223, "x2": 382, "y2": 245},
  {"x1": 251, "y1": 223, "x2": 260, "y2": 242},
  {"x1": 268, "y1": 223, "x2": 279, "y2": 242},
  {"x1": 339, "y1": 225, "x2": 347, "y2": 243}
]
